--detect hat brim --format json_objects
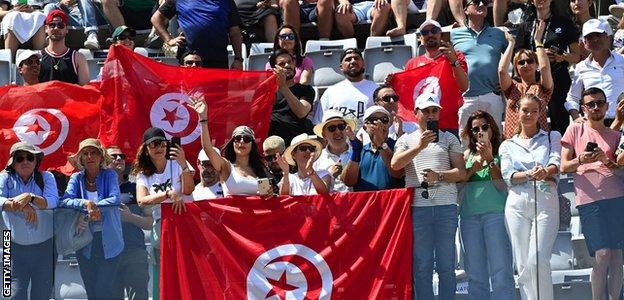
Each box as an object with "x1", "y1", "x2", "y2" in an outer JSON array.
[
  {"x1": 144, "y1": 136, "x2": 167, "y2": 146},
  {"x1": 313, "y1": 117, "x2": 357, "y2": 137},
  {"x1": 6, "y1": 149, "x2": 43, "y2": 167},
  {"x1": 68, "y1": 144, "x2": 108, "y2": 170},
  {"x1": 284, "y1": 138, "x2": 323, "y2": 166},
  {"x1": 583, "y1": 29, "x2": 607, "y2": 37}
]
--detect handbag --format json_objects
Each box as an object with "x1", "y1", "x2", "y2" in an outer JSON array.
[{"x1": 55, "y1": 177, "x2": 93, "y2": 255}]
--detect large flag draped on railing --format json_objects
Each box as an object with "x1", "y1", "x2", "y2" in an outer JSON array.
[
  {"x1": 0, "y1": 81, "x2": 101, "y2": 173},
  {"x1": 391, "y1": 61, "x2": 463, "y2": 130},
  {"x1": 98, "y1": 45, "x2": 277, "y2": 164},
  {"x1": 160, "y1": 189, "x2": 414, "y2": 299}
]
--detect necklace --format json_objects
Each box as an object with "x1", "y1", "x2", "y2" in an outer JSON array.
[
  {"x1": 47, "y1": 48, "x2": 66, "y2": 71},
  {"x1": 86, "y1": 177, "x2": 96, "y2": 187}
]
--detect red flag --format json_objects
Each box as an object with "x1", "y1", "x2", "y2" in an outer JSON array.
[
  {"x1": 0, "y1": 81, "x2": 101, "y2": 174},
  {"x1": 391, "y1": 61, "x2": 463, "y2": 130},
  {"x1": 98, "y1": 45, "x2": 277, "y2": 164},
  {"x1": 160, "y1": 189, "x2": 414, "y2": 299}
]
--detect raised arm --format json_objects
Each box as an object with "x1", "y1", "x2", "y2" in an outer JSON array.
[
  {"x1": 190, "y1": 97, "x2": 231, "y2": 181},
  {"x1": 533, "y1": 21, "x2": 553, "y2": 91},
  {"x1": 499, "y1": 32, "x2": 515, "y2": 93}
]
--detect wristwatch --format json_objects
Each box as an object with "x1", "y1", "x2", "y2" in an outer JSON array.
[
  {"x1": 437, "y1": 172, "x2": 444, "y2": 183},
  {"x1": 377, "y1": 143, "x2": 389, "y2": 151},
  {"x1": 450, "y1": 60, "x2": 461, "y2": 68},
  {"x1": 488, "y1": 160, "x2": 497, "y2": 169},
  {"x1": 29, "y1": 193, "x2": 35, "y2": 203}
]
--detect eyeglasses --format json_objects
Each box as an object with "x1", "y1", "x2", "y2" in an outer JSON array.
[
  {"x1": 366, "y1": 116, "x2": 390, "y2": 124},
  {"x1": 467, "y1": 0, "x2": 491, "y2": 7},
  {"x1": 183, "y1": 60, "x2": 202, "y2": 66},
  {"x1": 147, "y1": 140, "x2": 167, "y2": 149},
  {"x1": 278, "y1": 33, "x2": 295, "y2": 41},
  {"x1": 264, "y1": 154, "x2": 278, "y2": 161},
  {"x1": 296, "y1": 145, "x2": 316, "y2": 152},
  {"x1": 14, "y1": 154, "x2": 35, "y2": 163},
  {"x1": 326, "y1": 123, "x2": 347, "y2": 132},
  {"x1": 420, "y1": 181, "x2": 429, "y2": 199},
  {"x1": 110, "y1": 154, "x2": 126, "y2": 160},
  {"x1": 584, "y1": 100, "x2": 607, "y2": 109},
  {"x1": 117, "y1": 34, "x2": 134, "y2": 41},
  {"x1": 233, "y1": 135, "x2": 254, "y2": 143},
  {"x1": 420, "y1": 27, "x2": 441, "y2": 36},
  {"x1": 47, "y1": 22, "x2": 66, "y2": 29},
  {"x1": 470, "y1": 123, "x2": 490, "y2": 134},
  {"x1": 517, "y1": 59, "x2": 535, "y2": 66},
  {"x1": 378, "y1": 95, "x2": 399, "y2": 103},
  {"x1": 22, "y1": 58, "x2": 40, "y2": 66}
]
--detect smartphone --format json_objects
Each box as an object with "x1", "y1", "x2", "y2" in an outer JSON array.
[
  {"x1": 257, "y1": 178, "x2": 271, "y2": 195},
  {"x1": 426, "y1": 120, "x2": 439, "y2": 143},
  {"x1": 585, "y1": 142, "x2": 598, "y2": 152},
  {"x1": 165, "y1": 137, "x2": 181, "y2": 160},
  {"x1": 477, "y1": 131, "x2": 489, "y2": 143},
  {"x1": 549, "y1": 45, "x2": 564, "y2": 55}
]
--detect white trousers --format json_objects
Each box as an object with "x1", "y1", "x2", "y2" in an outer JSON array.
[
  {"x1": 505, "y1": 182, "x2": 560, "y2": 300},
  {"x1": 458, "y1": 92, "x2": 505, "y2": 131}
]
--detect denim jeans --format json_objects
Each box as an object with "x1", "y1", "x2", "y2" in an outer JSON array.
[
  {"x1": 44, "y1": 0, "x2": 107, "y2": 33},
  {"x1": 76, "y1": 232, "x2": 122, "y2": 299},
  {"x1": 460, "y1": 212, "x2": 515, "y2": 300},
  {"x1": 115, "y1": 247, "x2": 149, "y2": 300},
  {"x1": 412, "y1": 204, "x2": 458, "y2": 300},
  {"x1": 10, "y1": 238, "x2": 55, "y2": 300}
]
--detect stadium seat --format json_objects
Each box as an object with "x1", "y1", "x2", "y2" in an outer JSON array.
[
  {"x1": 227, "y1": 44, "x2": 249, "y2": 67},
  {"x1": 363, "y1": 45, "x2": 412, "y2": 83},
  {"x1": 306, "y1": 50, "x2": 345, "y2": 88},
  {"x1": 134, "y1": 47, "x2": 166, "y2": 58},
  {"x1": 551, "y1": 231, "x2": 574, "y2": 271},
  {"x1": 246, "y1": 43, "x2": 273, "y2": 71},
  {"x1": 304, "y1": 38, "x2": 358, "y2": 53},
  {"x1": 553, "y1": 281, "x2": 593, "y2": 300},
  {"x1": 79, "y1": 48, "x2": 105, "y2": 81},
  {"x1": 571, "y1": 236, "x2": 595, "y2": 269},
  {"x1": 0, "y1": 49, "x2": 13, "y2": 86}
]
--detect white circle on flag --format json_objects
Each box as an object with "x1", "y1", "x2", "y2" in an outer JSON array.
[
  {"x1": 413, "y1": 76, "x2": 441, "y2": 102},
  {"x1": 12, "y1": 108, "x2": 69, "y2": 155},
  {"x1": 246, "y1": 244, "x2": 333, "y2": 300},
  {"x1": 149, "y1": 92, "x2": 200, "y2": 145}
]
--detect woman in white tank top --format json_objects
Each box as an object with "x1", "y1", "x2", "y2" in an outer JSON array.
[{"x1": 191, "y1": 98, "x2": 270, "y2": 196}]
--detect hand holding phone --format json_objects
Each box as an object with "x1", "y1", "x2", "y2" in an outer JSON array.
[
  {"x1": 166, "y1": 137, "x2": 181, "y2": 160},
  {"x1": 257, "y1": 178, "x2": 271, "y2": 196},
  {"x1": 585, "y1": 142, "x2": 598, "y2": 152},
  {"x1": 426, "y1": 120, "x2": 439, "y2": 143}
]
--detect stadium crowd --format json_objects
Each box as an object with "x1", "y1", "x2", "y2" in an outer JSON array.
[{"x1": 2, "y1": 0, "x2": 624, "y2": 299}]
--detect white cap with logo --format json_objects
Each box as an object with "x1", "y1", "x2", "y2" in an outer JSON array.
[
  {"x1": 582, "y1": 18, "x2": 613, "y2": 37},
  {"x1": 415, "y1": 92, "x2": 442, "y2": 110}
]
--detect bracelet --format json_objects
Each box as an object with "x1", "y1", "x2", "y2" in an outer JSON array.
[
  {"x1": 199, "y1": 119, "x2": 207, "y2": 123},
  {"x1": 535, "y1": 42, "x2": 544, "y2": 48}
]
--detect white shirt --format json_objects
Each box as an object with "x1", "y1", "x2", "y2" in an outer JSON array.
[
  {"x1": 192, "y1": 183, "x2": 223, "y2": 200},
  {"x1": 136, "y1": 160, "x2": 193, "y2": 221},
  {"x1": 284, "y1": 169, "x2": 331, "y2": 196},
  {"x1": 313, "y1": 147, "x2": 352, "y2": 192},
  {"x1": 312, "y1": 79, "x2": 378, "y2": 131},
  {"x1": 565, "y1": 51, "x2": 624, "y2": 119},
  {"x1": 85, "y1": 190, "x2": 102, "y2": 232}
]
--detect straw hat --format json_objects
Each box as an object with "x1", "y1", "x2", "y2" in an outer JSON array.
[
  {"x1": 283, "y1": 133, "x2": 323, "y2": 166},
  {"x1": 312, "y1": 109, "x2": 357, "y2": 137},
  {"x1": 68, "y1": 138, "x2": 108, "y2": 170}
]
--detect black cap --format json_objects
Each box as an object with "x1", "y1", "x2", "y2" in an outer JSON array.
[
  {"x1": 143, "y1": 127, "x2": 167, "y2": 145},
  {"x1": 340, "y1": 48, "x2": 363, "y2": 62}
]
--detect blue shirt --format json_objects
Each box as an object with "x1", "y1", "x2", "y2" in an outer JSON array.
[
  {"x1": 354, "y1": 139, "x2": 400, "y2": 191},
  {"x1": 499, "y1": 130, "x2": 561, "y2": 187},
  {"x1": 0, "y1": 171, "x2": 58, "y2": 245},
  {"x1": 61, "y1": 169, "x2": 124, "y2": 259},
  {"x1": 451, "y1": 25, "x2": 507, "y2": 97}
]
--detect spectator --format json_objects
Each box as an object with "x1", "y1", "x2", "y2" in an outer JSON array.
[
  {"x1": 0, "y1": 142, "x2": 58, "y2": 300},
  {"x1": 61, "y1": 138, "x2": 124, "y2": 299},
  {"x1": 458, "y1": 111, "x2": 515, "y2": 300},
  {"x1": 263, "y1": 135, "x2": 286, "y2": 190},
  {"x1": 566, "y1": 18, "x2": 623, "y2": 127},
  {"x1": 132, "y1": 127, "x2": 194, "y2": 300},
  {"x1": 152, "y1": 0, "x2": 244, "y2": 69},
  {"x1": 267, "y1": 49, "x2": 315, "y2": 145},
  {"x1": 264, "y1": 25, "x2": 314, "y2": 85},
  {"x1": 452, "y1": 0, "x2": 507, "y2": 133},
  {"x1": 102, "y1": 0, "x2": 156, "y2": 29},
  {"x1": 313, "y1": 110, "x2": 355, "y2": 192},
  {"x1": 515, "y1": 0, "x2": 580, "y2": 135},
  {"x1": 499, "y1": 94, "x2": 561, "y2": 300},
  {"x1": 279, "y1": 0, "x2": 333, "y2": 39},
  {"x1": 38, "y1": 10, "x2": 90, "y2": 85},
  {"x1": 312, "y1": 48, "x2": 377, "y2": 131},
  {"x1": 560, "y1": 87, "x2": 624, "y2": 300},
  {"x1": 15, "y1": 49, "x2": 40, "y2": 86},
  {"x1": 1, "y1": 0, "x2": 46, "y2": 60},
  {"x1": 193, "y1": 148, "x2": 224, "y2": 199},
  {"x1": 405, "y1": 19, "x2": 468, "y2": 133},
  {"x1": 612, "y1": 91, "x2": 624, "y2": 131},
  {"x1": 278, "y1": 133, "x2": 331, "y2": 195},
  {"x1": 334, "y1": 0, "x2": 394, "y2": 37},
  {"x1": 426, "y1": 0, "x2": 466, "y2": 26},
  {"x1": 614, "y1": 15, "x2": 624, "y2": 54},
  {"x1": 235, "y1": 0, "x2": 279, "y2": 41},
  {"x1": 44, "y1": 0, "x2": 107, "y2": 49},
  {"x1": 499, "y1": 25, "x2": 553, "y2": 139},
  {"x1": 390, "y1": 92, "x2": 466, "y2": 300},
  {"x1": 191, "y1": 98, "x2": 271, "y2": 196},
  {"x1": 179, "y1": 50, "x2": 203, "y2": 68},
  {"x1": 110, "y1": 25, "x2": 136, "y2": 49},
  {"x1": 107, "y1": 146, "x2": 152, "y2": 300},
  {"x1": 342, "y1": 105, "x2": 404, "y2": 191},
  {"x1": 570, "y1": 0, "x2": 592, "y2": 60}
]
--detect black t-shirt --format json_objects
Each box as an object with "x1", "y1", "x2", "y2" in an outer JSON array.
[{"x1": 268, "y1": 83, "x2": 315, "y2": 146}]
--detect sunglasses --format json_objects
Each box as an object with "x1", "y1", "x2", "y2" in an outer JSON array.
[
  {"x1": 467, "y1": 0, "x2": 491, "y2": 7},
  {"x1": 470, "y1": 123, "x2": 490, "y2": 134},
  {"x1": 420, "y1": 181, "x2": 429, "y2": 199},
  {"x1": 327, "y1": 123, "x2": 347, "y2": 132},
  {"x1": 420, "y1": 27, "x2": 441, "y2": 36},
  {"x1": 379, "y1": 95, "x2": 399, "y2": 103},
  {"x1": 147, "y1": 140, "x2": 167, "y2": 149},
  {"x1": 366, "y1": 116, "x2": 390, "y2": 124},
  {"x1": 296, "y1": 145, "x2": 317, "y2": 152},
  {"x1": 47, "y1": 22, "x2": 66, "y2": 29},
  {"x1": 22, "y1": 58, "x2": 40, "y2": 66},
  {"x1": 264, "y1": 154, "x2": 278, "y2": 161},
  {"x1": 110, "y1": 153, "x2": 126, "y2": 160},
  {"x1": 517, "y1": 59, "x2": 535, "y2": 66},
  {"x1": 117, "y1": 34, "x2": 134, "y2": 41},
  {"x1": 233, "y1": 135, "x2": 254, "y2": 143},
  {"x1": 183, "y1": 60, "x2": 202, "y2": 66},
  {"x1": 14, "y1": 154, "x2": 35, "y2": 163},
  {"x1": 583, "y1": 100, "x2": 606, "y2": 109},
  {"x1": 278, "y1": 33, "x2": 295, "y2": 41}
]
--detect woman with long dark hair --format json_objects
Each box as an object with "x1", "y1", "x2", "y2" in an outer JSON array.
[{"x1": 265, "y1": 24, "x2": 314, "y2": 85}]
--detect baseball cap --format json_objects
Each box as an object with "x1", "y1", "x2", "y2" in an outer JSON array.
[
  {"x1": 45, "y1": 9, "x2": 69, "y2": 25},
  {"x1": 15, "y1": 50, "x2": 41, "y2": 67},
  {"x1": 143, "y1": 127, "x2": 167, "y2": 145},
  {"x1": 418, "y1": 19, "x2": 442, "y2": 32},
  {"x1": 111, "y1": 25, "x2": 136, "y2": 41},
  {"x1": 339, "y1": 48, "x2": 363, "y2": 62},
  {"x1": 582, "y1": 18, "x2": 613, "y2": 37},
  {"x1": 363, "y1": 105, "x2": 390, "y2": 121},
  {"x1": 415, "y1": 92, "x2": 442, "y2": 110},
  {"x1": 198, "y1": 148, "x2": 221, "y2": 162}
]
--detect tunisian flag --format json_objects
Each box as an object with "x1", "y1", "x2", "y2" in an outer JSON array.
[
  {"x1": 99, "y1": 45, "x2": 277, "y2": 163},
  {"x1": 391, "y1": 61, "x2": 463, "y2": 130},
  {"x1": 0, "y1": 81, "x2": 101, "y2": 173},
  {"x1": 160, "y1": 189, "x2": 413, "y2": 299}
]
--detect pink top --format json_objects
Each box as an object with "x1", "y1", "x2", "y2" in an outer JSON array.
[
  {"x1": 265, "y1": 56, "x2": 314, "y2": 83},
  {"x1": 561, "y1": 123, "x2": 624, "y2": 206}
]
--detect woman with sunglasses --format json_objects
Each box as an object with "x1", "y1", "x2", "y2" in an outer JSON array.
[
  {"x1": 0, "y1": 141, "x2": 58, "y2": 299},
  {"x1": 265, "y1": 24, "x2": 313, "y2": 85},
  {"x1": 458, "y1": 111, "x2": 515, "y2": 300},
  {"x1": 276, "y1": 133, "x2": 331, "y2": 195},
  {"x1": 499, "y1": 21, "x2": 553, "y2": 139},
  {"x1": 61, "y1": 138, "x2": 124, "y2": 299},
  {"x1": 499, "y1": 94, "x2": 561, "y2": 300},
  {"x1": 192, "y1": 98, "x2": 270, "y2": 196}
]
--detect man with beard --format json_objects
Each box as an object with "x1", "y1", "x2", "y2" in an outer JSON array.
[
  {"x1": 313, "y1": 48, "x2": 377, "y2": 132},
  {"x1": 193, "y1": 149, "x2": 224, "y2": 199},
  {"x1": 267, "y1": 48, "x2": 315, "y2": 146},
  {"x1": 313, "y1": 110, "x2": 355, "y2": 192},
  {"x1": 38, "y1": 10, "x2": 90, "y2": 85},
  {"x1": 16, "y1": 50, "x2": 41, "y2": 86},
  {"x1": 560, "y1": 87, "x2": 624, "y2": 300},
  {"x1": 263, "y1": 136, "x2": 286, "y2": 186},
  {"x1": 359, "y1": 85, "x2": 419, "y2": 144}
]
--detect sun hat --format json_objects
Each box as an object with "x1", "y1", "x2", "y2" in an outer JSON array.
[
  {"x1": 313, "y1": 109, "x2": 357, "y2": 137},
  {"x1": 283, "y1": 133, "x2": 323, "y2": 166},
  {"x1": 68, "y1": 138, "x2": 107, "y2": 170},
  {"x1": 5, "y1": 141, "x2": 43, "y2": 167}
]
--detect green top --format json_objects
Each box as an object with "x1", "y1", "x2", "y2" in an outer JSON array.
[
  {"x1": 460, "y1": 153, "x2": 508, "y2": 217},
  {"x1": 124, "y1": 0, "x2": 156, "y2": 12}
]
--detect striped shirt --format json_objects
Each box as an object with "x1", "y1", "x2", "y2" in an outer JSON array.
[{"x1": 395, "y1": 130, "x2": 462, "y2": 207}]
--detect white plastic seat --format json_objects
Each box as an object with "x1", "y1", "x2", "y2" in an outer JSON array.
[
  {"x1": 551, "y1": 231, "x2": 574, "y2": 271},
  {"x1": 363, "y1": 45, "x2": 412, "y2": 83},
  {"x1": 304, "y1": 38, "x2": 357, "y2": 53},
  {"x1": 227, "y1": 44, "x2": 248, "y2": 67},
  {"x1": 306, "y1": 50, "x2": 345, "y2": 88},
  {"x1": 245, "y1": 43, "x2": 274, "y2": 71}
]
